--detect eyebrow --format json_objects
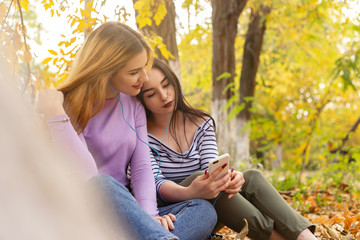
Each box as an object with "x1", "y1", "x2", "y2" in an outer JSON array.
[
  {"x1": 128, "y1": 61, "x2": 148, "y2": 73},
  {"x1": 142, "y1": 77, "x2": 167, "y2": 94}
]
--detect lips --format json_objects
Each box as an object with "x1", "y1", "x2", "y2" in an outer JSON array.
[
  {"x1": 133, "y1": 83, "x2": 143, "y2": 89},
  {"x1": 163, "y1": 101, "x2": 173, "y2": 108}
]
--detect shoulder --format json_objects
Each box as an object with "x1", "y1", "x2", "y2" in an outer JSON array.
[
  {"x1": 119, "y1": 93, "x2": 146, "y2": 126},
  {"x1": 198, "y1": 117, "x2": 215, "y2": 132},
  {"x1": 118, "y1": 93, "x2": 145, "y2": 112}
]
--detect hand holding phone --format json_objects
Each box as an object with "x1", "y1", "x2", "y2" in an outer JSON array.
[{"x1": 208, "y1": 153, "x2": 230, "y2": 181}]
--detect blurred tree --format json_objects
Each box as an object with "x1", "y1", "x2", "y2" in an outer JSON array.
[
  {"x1": 236, "y1": 4, "x2": 271, "y2": 167},
  {"x1": 211, "y1": 0, "x2": 248, "y2": 165},
  {"x1": 132, "y1": 0, "x2": 180, "y2": 79}
]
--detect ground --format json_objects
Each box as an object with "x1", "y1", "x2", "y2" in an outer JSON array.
[{"x1": 210, "y1": 184, "x2": 360, "y2": 240}]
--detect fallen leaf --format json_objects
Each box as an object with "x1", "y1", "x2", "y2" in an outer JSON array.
[{"x1": 236, "y1": 219, "x2": 248, "y2": 240}]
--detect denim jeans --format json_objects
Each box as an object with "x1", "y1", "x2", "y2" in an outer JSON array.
[
  {"x1": 90, "y1": 174, "x2": 217, "y2": 240},
  {"x1": 159, "y1": 198, "x2": 217, "y2": 240}
]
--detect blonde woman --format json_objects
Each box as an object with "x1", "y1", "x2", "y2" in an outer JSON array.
[{"x1": 38, "y1": 22, "x2": 217, "y2": 240}]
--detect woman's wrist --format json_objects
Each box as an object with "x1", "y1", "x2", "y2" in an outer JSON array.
[
  {"x1": 43, "y1": 107, "x2": 66, "y2": 119},
  {"x1": 184, "y1": 185, "x2": 196, "y2": 200}
]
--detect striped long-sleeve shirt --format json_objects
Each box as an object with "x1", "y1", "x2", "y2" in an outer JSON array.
[{"x1": 148, "y1": 118, "x2": 218, "y2": 199}]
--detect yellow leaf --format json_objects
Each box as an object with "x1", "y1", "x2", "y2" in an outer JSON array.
[
  {"x1": 77, "y1": 22, "x2": 86, "y2": 32},
  {"x1": 20, "y1": 0, "x2": 29, "y2": 12},
  {"x1": 44, "y1": 74, "x2": 51, "y2": 88},
  {"x1": 42, "y1": 57, "x2": 52, "y2": 64},
  {"x1": 69, "y1": 37, "x2": 76, "y2": 44},
  {"x1": 154, "y1": 2, "x2": 167, "y2": 25},
  {"x1": 48, "y1": 49, "x2": 57, "y2": 55},
  {"x1": 70, "y1": 18, "x2": 76, "y2": 27},
  {"x1": 43, "y1": 3, "x2": 52, "y2": 11},
  {"x1": 84, "y1": 9, "x2": 91, "y2": 18},
  {"x1": 145, "y1": 17, "x2": 152, "y2": 26},
  {"x1": 23, "y1": 49, "x2": 32, "y2": 63},
  {"x1": 85, "y1": 0, "x2": 93, "y2": 8},
  {"x1": 133, "y1": 0, "x2": 145, "y2": 10},
  {"x1": 137, "y1": 16, "x2": 148, "y2": 29}
]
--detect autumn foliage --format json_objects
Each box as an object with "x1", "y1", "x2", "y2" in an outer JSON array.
[{"x1": 1, "y1": 0, "x2": 360, "y2": 239}]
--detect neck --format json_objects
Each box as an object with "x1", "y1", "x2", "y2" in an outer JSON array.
[
  {"x1": 105, "y1": 82, "x2": 117, "y2": 99},
  {"x1": 148, "y1": 111, "x2": 177, "y2": 132}
]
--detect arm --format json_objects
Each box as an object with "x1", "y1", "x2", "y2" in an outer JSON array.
[
  {"x1": 159, "y1": 166, "x2": 231, "y2": 202},
  {"x1": 129, "y1": 104, "x2": 159, "y2": 217},
  {"x1": 38, "y1": 89, "x2": 98, "y2": 179},
  {"x1": 198, "y1": 118, "x2": 219, "y2": 170},
  {"x1": 198, "y1": 118, "x2": 245, "y2": 200}
]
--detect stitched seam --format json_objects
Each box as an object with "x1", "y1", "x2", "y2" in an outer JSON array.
[{"x1": 173, "y1": 200, "x2": 192, "y2": 218}]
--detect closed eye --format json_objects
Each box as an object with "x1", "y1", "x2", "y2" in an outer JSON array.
[{"x1": 146, "y1": 92, "x2": 155, "y2": 98}]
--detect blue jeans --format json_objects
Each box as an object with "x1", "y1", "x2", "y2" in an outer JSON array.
[{"x1": 90, "y1": 174, "x2": 217, "y2": 240}]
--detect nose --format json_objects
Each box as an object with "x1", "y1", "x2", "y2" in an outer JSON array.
[
  {"x1": 140, "y1": 68, "x2": 149, "y2": 83},
  {"x1": 159, "y1": 88, "x2": 167, "y2": 101}
]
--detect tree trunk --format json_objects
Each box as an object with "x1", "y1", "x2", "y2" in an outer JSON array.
[
  {"x1": 273, "y1": 142, "x2": 283, "y2": 169},
  {"x1": 132, "y1": 0, "x2": 181, "y2": 79},
  {"x1": 236, "y1": 5, "x2": 270, "y2": 167},
  {"x1": 211, "y1": 0, "x2": 247, "y2": 166}
]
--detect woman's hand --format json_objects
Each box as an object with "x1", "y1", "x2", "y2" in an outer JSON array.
[
  {"x1": 154, "y1": 214, "x2": 176, "y2": 231},
  {"x1": 38, "y1": 88, "x2": 66, "y2": 119},
  {"x1": 224, "y1": 170, "x2": 245, "y2": 200},
  {"x1": 188, "y1": 165, "x2": 231, "y2": 199}
]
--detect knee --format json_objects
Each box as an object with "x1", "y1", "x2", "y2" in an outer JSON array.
[
  {"x1": 90, "y1": 174, "x2": 115, "y2": 185},
  {"x1": 192, "y1": 199, "x2": 217, "y2": 226},
  {"x1": 243, "y1": 169, "x2": 264, "y2": 182},
  {"x1": 89, "y1": 174, "x2": 128, "y2": 193},
  {"x1": 243, "y1": 169, "x2": 267, "y2": 189}
]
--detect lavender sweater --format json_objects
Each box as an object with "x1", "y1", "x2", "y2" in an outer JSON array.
[{"x1": 47, "y1": 93, "x2": 158, "y2": 216}]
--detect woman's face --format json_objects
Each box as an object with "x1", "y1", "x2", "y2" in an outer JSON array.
[
  {"x1": 106, "y1": 49, "x2": 149, "y2": 98},
  {"x1": 141, "y1": 67, "x2": 175, "y2": 117}
]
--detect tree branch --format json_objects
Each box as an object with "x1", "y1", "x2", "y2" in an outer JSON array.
[
  {"x1": 330, "y1": 116, "x2": 360, "y2": 153},
  {"x1": 15, "y1": 0, "x2": 31, "y2": 95},
  {"x1": 0, "y1": 0, "x2": 14, "y2": 32}
]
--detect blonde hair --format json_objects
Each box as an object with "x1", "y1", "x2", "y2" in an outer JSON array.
[{"x1": 59, "y1": 22, "x2": 153, "y2": 133}]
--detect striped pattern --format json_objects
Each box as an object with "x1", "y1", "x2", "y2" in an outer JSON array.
[{"x1": 148, "y1": 118, "x2": 218, "y2": 196}]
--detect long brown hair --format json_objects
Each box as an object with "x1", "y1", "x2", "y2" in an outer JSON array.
[
  {"x1": 58, "y1": 22, "x2": 153, "y2": 134},
  {"x1": 137, "y1": 58, "x2": 215, "y2": 152}
]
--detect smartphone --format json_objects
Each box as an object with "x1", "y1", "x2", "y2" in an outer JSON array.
[{"x1": 208, "y1": 153, "x2": 230, "y2": 181}]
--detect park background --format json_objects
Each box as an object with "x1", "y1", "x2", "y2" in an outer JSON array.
[{"x1": 1, "y1": 0, "x2": 360, "y2": 239}]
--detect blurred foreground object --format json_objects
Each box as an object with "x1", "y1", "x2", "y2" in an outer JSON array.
[{"x1": 0, "y1": 51, "x2": 125, "y2": 240}]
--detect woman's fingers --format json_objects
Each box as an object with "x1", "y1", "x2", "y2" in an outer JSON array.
[
  {"x1": 167, "y1": 213, "x2": 176, "y2": 222},
  {"x1": 154, "y1": 216, "x2": 169, "y2": 230},
  {"x1": 208, "y1": 163, "x2": 228, "y2": 181},
  {"x1": 227, "y1": 171, "x2": 245, "y2": 189},
  {"x1": 154, "y1": 214, "x2": 176, "y2": 231},
  {"x1": 163, "y1": 214, "x2": 175, "y2": 230}
]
